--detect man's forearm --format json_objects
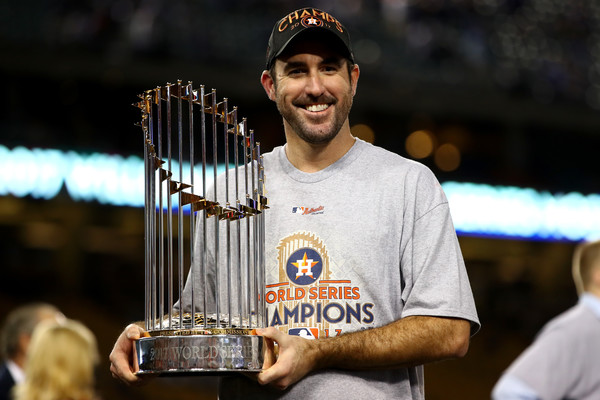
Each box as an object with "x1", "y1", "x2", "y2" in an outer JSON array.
[{"x1": 311, "y1": 316, "x2": 471, "y2": 371}]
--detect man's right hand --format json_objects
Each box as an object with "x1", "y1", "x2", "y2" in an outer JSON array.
[{"x1": 109, "y1": 323, "x2": 148, "y2": 385}]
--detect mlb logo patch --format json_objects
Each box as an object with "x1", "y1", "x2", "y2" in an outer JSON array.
[
  {"x1": 289, "y1": 327, "x2": 319, "y2": 339},
  {"x1": 292, "y1": 207, "x2": 305, "y2": 214}
]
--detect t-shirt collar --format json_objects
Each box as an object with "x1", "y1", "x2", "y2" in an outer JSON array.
[
  {"x1": 581, "y1": 292, "x2": 600, "y2": 319},
  {"x1": 279, "y1": 139, "x2": 366, "y2": 183}
]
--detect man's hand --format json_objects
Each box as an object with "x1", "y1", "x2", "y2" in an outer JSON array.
[
  {"x1": 109, "y1": 323, "x2": 148, "y2": 386},
  {"x1": 256, "y1": 327, "x2": 321, "y2": 390}
]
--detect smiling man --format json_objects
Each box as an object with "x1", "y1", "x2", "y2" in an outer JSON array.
[
  {"x1": 261, "y1": 11, "x2": 359, "y2": 174},
  {"x1": 110, "y1": 7, "x2": 480, "y2": 400}
]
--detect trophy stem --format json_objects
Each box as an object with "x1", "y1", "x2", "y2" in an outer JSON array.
[
  {"x1": 209, "y1": 88, "x2": 221, "y2": 332},
  {"x1": 187, "y1": 81, "x2": 196, "y2": 327},
  {"x1": 200, "y1": 85, "x2": 208, "y2": 330},
  {"x1": 177, "y1": 80, "x2": 185, "y2": 321}
]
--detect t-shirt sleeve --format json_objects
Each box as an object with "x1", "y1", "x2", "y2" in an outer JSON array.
[
  {"x1": 399, "y1": 167, "x2": 480, "y2": 334},
  {"x1": 492, "y1": 374, "x2": 541, "y2": 400}
]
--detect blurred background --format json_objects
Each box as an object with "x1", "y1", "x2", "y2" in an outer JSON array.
[{"x1": 1, "y1": 0, "x2": 599, "y2": 399}]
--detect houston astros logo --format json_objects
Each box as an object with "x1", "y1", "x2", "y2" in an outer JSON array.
[
  {"x1": 286, "y1": 248, "x2": 323, "y2": 285},
  {"x1": 277, "y1": 232, "x2": 330, "y2": 285},
  {"x1": 301, "y1": 16, "x2": 323, "y2": 28}
]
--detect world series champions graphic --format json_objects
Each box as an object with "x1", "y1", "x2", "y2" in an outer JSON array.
[{"x1": 267, "y1": 232, "x2": 375, "y2": 339}]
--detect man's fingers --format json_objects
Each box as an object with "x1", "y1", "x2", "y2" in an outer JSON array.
[
  {"x1": 109, "y1": 323, "x2": 148, "y2": 386},
  {"x1": 255, "y1": 327, "x2": 296, "y2": 389},
  {"x1": 261, "y1": 334, "x2": 277, "y2": 369},
  {"x1": 125, "y1": 323, "x2": 145, "y2": 340},
  {"x1": 258, "y1": 362, "x2": 287, "y2": 388},
  {"x1": 110, "y1": 360, "x2": 139, "y2": 385},
  {"x1": 109, "y1": 347, "x2": 139, "y2": 385},
  {"x1": 256, "y1": 327, "x2": 284, "y2": 342}
]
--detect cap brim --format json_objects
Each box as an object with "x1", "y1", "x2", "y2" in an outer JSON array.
[{"x1": 267, "y1": 27, "x2": 353, "y2": 68}]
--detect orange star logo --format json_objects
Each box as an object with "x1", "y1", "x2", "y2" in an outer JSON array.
[{"x1": 292, "y1": 252, "x2": 319, "y2": 278}]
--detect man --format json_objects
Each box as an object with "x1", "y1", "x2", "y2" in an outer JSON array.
[
  {"x1": 493, "y1": 240, "x2": 600, "y2": 399},
  {"x1": 110, "y1": 7, "x2": 479, "y2": 399},
  {"x1": 0, "y1": 303, "x2": 64, "y2": 400}
]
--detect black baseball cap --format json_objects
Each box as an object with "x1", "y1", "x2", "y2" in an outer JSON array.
[{"x1": 265, "y1": 8, "x2": 354, "y2": 69}]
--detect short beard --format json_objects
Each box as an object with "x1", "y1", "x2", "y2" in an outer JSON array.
[{"x1": 275, "y1": 88, "x2": 353, "y2": 145}]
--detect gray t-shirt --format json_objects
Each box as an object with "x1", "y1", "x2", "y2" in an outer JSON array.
[
  {"x1": 493, "y1": 294, "x2": 600, "y2": 399},
  {"x1": 184, "y1": 139, "x2": 479, "y2": 399}
]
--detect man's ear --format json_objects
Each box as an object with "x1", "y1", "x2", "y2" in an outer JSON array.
[
  {"x1": 350, "y1": 63, "x2": 360, "y2": 97},
  {"x1": 261, "y1": 70, "x2": 276, "y2": 101}
]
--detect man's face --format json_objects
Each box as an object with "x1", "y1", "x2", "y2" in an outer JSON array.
[{"x1": 265, "y1": 39, "x2": 359, "y2": 145}]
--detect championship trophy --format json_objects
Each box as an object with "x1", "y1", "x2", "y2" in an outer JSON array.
[{"x1": 133, "y1": 80, "x2": 268, "y2": 374}]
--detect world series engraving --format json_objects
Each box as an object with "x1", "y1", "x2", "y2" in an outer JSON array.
[
  {"x1": 148, "y1": 344, "x2": 255, "y2": 361},
  {"x1": 138, "y1": 335, "x2": 262, "y2": 371},
  {"x1": 133, "y1": 81, "x2": 268, "y2": 374}
]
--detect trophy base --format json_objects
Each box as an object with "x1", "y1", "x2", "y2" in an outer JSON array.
[{"x1": 135, "y1": 332, "x2": 264, "y2": 375}]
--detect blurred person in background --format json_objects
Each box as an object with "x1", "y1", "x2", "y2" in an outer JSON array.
[
  {"x1": 12, "y1": 318, "x2": 100, "y2": 400},
  {"x1": 0, "y1": 303, "x2": 64, "y2": 400},
  {"x1": 493, "y1": 240, "x2": 600, "y2": 399}
]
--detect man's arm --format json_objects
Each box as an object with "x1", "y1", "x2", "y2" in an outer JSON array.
[{"x1": 257, "y1": 315, "x2": 471, "y2": 390}]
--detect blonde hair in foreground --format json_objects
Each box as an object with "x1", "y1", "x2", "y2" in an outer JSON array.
[{"x1": 13, "y1": 319, "x2": 99, "y2": 400}]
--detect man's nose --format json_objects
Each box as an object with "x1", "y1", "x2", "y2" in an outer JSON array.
[{"x1": 304, "y1": 72, "x2": 325, "y2": 97}]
